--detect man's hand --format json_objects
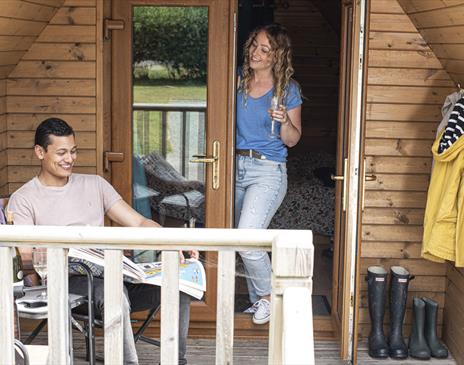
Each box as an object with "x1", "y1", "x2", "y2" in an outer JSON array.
[
  {"x1": 178, "y1": 250, "x2": 200, "y2": 264},
  {"x1": 24, "y1": 272, "x2": 41, "y2": 287}
]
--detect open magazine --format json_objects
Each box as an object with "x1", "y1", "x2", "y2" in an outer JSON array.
[{"x1": 68, "y1": 248, "x2": 206, "y2": 300}]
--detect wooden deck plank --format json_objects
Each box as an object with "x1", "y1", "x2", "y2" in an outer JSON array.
[{"x1": 21, "y1": 332, "x2": 457, "y2": 364}]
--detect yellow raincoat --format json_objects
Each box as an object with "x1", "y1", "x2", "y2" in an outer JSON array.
[{"x1": 422, "y1": 131, "x2": 464, "y2": 267}]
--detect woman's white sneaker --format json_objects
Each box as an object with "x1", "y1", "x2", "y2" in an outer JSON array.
[
  {"x1": 252, "y1": 298, "x2": 271, "y2": 324},
  {"x1": 243, "y1": 301, "x2": 260, "y2": 314}
]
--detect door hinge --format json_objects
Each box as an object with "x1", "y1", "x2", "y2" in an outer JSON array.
[{"x1": 104, "y1": 19, "x2": 125, "y2": 40}]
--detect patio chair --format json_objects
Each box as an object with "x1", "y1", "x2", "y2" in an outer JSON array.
[
  {"x1": 70, "y1": 264, "x2": 161, "y2": 364},
  {"x1": 139, "y1": 152, "x2": 205, "y2": 226}
]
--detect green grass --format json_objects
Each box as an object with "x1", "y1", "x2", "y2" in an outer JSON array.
[{"x1": 134, "y1": 79, "x2": 206, "y2": 104}]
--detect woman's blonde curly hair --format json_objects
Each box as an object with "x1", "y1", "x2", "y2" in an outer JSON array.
[{"x1": 239, "y1": 23, "x2": 298, "y2": 104}]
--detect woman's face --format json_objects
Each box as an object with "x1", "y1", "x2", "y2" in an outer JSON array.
[{"x1": 249, "y1": 31, "x2": 274, "y2": 72}]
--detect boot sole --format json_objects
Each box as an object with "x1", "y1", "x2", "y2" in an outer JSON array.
[{"x1": 368, "y1": 353, "x2": 388, "y2": 359}]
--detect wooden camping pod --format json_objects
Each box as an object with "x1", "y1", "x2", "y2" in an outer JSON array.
[{"x1": 1, "y1": 0, "x2": 464, "y2": 362}]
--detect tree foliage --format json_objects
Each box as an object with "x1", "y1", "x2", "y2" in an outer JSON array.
[{"x1": 133, "y1": 7, "x2": 208, "y2": 81}]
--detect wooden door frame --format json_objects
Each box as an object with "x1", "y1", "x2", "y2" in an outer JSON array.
[
  {"x1": 107, "y1": 0, "x2": 237, "y2": 333},
  {"x1": 331, "y1": 0, "x2": 369, "y2": 361}
]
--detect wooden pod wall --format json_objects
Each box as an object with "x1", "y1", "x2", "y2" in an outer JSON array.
[{"x1": 3, "y1": 0, "x2": 98, "y2": 195}]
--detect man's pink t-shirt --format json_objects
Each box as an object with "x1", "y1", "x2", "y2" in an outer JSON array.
[{"x1": 8, "y1": 173, "x2": 122, "y2": 226}]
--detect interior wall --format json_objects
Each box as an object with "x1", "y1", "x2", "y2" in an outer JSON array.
[
  {"x1": 443, "y1": 263, "x2": 464, "y2": 364},
  {"x1": 5, "y1": 0, "x2": 98, "y2": 195},
  {"x1": 0, "y1": 0, "x2": 66, "y2": 196},
  {"x1": 274, "y1": 0, "x2": 340, "y2": 155},
  {"x1": 359, "y1": 0, "x2": 456, "y2": 338},
  {"x1": 397, "y1": 0, "x2": 464, "y2": 88}
]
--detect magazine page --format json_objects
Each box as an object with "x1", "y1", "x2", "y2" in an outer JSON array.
[
  {"x1": 68, "y1": 249, "x2": 206, "y2": 299},
  {"x1": 68, "y1": 248, "x2": 145, "y2": 281},
  {"x1": 138, "y1": 259, "x2": 206, "y2": 299}
]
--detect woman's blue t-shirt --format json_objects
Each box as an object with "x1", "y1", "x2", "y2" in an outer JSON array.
[{"x1": 236, "y1": 80, "x2": 302, "y2": 162}]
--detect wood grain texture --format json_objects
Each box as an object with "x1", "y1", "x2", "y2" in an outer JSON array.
[
  {"x1": 47, "y1": 248, "x2": 70, "y2": 364},
  {"x1": 398, "y1": 0, "x2": 464, "y2": 85},
  {"x1": 215, "y1": 251, "x2": 235, "y2": 365},
  {"x1": 361, "y1": 3, "x2": 452, "y2": 343},
  {"x1": 160, "y1": 251, "x2": 179, "y2": 365},
  {"x1": 0, "y1": 248, "x2": 14, "y2": 364},
  {"x1": 104, "y1": 250, "x2": 124, "y2": 364}
]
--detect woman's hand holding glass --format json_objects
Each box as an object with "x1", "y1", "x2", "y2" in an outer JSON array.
[{"x1": 268, "y1": 96, "x2": 287, "y2": 139}]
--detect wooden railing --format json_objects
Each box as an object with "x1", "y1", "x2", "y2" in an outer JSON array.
[
  {"x1": 133, "y1": 102, "x2": 206, "y2": 179},
  {"x1": 0, "y1": 226, "x2": 314, "y2": 365}
]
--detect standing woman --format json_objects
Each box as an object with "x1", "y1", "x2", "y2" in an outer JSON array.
[{"x1": 235, "y1": 23, "x2": 302, "y2": 324}]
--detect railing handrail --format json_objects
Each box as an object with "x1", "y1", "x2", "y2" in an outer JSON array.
[
  {"x1": 0, "y1": 227, "x2": 314, "y2": 365},
  {"x1": 0, "y1": 225, "x2": 292, "y2": 250},
  {"x1": 133, "y1": 102, "x2": 206, "y2": 112}
]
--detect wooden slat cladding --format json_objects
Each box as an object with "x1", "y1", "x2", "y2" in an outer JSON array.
[
  {"x1": 359, "y1": 0, "x2": 452, "y2": 341},
  {"x1": 275, "y1": 0, "x2": 339, "y2": 153},
  {"x1": 5, "y1": 0, "x2": 97, "y2": 192},
  {"x1": 444, "y1": 264, "x2": 464, "y2": 365},
  {"x1": 397, "y1": 0, "x2": 464, "y2": 86},
  {"x1": 0, "y1": 79, "x2": 6, "y2": 195},
  {"x1": 0, "y1": 0, "x2": 64, "y2": 82}
]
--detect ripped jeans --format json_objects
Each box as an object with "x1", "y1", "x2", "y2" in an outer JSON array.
[{"x1": 234, "y1": 155, "x2": 287, "y2": 302}]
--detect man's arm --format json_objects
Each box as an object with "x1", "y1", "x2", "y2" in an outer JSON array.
[
  {"x1": 106, "y1": 199, "x2": 161, "y2": 228},
  {"x1": 106, "y1": 200, "x2": 199, "y2": 261}
]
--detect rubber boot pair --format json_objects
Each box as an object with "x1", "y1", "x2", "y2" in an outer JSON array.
[
  {"x1": 409, "y1": 297, "x2": 448, "y2": 359},
  {"x1": 366, "y1": 266, "x2": 413, "y2": 359}
]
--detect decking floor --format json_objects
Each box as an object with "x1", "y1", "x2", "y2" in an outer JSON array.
[{"x1": 24, "y1": 331, "x2": 457, "y2": 364}]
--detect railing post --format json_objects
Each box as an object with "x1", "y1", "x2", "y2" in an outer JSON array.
[
  {"x1": 268, "y1": 231, "x2": 314, "y2": 365},
  {"x1": 104, "y1": 249, "x2": 124, "y2": 364},
  {"x1": 215, "y1": 251, "x2": 236, "y2": 365},
  {"x1": 48, "y1": 247, "x2": 70, "y2": 364},
  {"x1": 0, "y1": 247, "x2": 15, "y2": 364},
  {"x1": 161, "y1": 251, "x2": 179, "y2": 365}
]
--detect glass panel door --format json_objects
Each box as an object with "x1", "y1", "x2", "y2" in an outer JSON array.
[
  {"x1": 131, "y1": 6, "x2": 208, "y2": 231},
  {"x1": 111, "y1": 0, "x2": 235, "y2": 324}
]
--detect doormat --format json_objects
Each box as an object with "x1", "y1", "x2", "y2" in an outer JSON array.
[
  {"x1": 312, "y1": 295, "x2": 331, "y2": 316},
  {"x1": 235, "y1": 294, "x2": 331, "y2": 316}
]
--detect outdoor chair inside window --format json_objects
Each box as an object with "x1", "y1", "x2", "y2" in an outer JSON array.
[{"x1": 138, "y1": 152, "x2": 205, "y2": 227}]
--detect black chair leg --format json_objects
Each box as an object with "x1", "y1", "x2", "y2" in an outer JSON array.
[
  {"x1": 133, "y1": 305, "x2": 161, "y2": 347},
  {"x1": 24, "y1": 319, "x2": 47, "y2": 345}
]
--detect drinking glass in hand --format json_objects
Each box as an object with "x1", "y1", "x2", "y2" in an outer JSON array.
[
  {"x1": 269, "y1": 95, "x2": 282, "y2": 139},
  {"x1": 32, "y1": 248, "x2": 47, "y2": 299}
]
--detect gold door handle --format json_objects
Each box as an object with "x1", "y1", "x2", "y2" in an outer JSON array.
[
  {"x1": 190, "y1": 156, "x2": 217, "y2": 163},
  {"x1": 362, "y1": 159, "x2": 376, "y2": 211},
  {"x1": 189, "y1": 140, "x2": 220, "y2": 190},
  {"x1": 332, "y1": 158, "x2": 348, "y2": 211},
  {"x1": 331, "y1": 175, "x2": 344, "y2": 181}
]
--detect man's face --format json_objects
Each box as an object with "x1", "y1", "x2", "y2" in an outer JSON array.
[{"x1": 35, "y1": 135, "x2": 77, "y2": 182}]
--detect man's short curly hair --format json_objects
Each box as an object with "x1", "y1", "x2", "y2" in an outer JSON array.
[{"x1": 34, "y1": 118, "x2": 75, "y2": 151}]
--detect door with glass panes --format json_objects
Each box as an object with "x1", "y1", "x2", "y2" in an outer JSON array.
[{"x1": 110, "y1": 0, "x2": 236, "y2": 327}]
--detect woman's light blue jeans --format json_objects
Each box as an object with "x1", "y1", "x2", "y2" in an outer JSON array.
[{"x1": 235, "y1": 155, "x2": 287, "y2": 303}]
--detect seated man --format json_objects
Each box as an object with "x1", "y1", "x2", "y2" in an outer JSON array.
[{"x1": 8, "y1": 118, "x2": 196, "y2": 365}]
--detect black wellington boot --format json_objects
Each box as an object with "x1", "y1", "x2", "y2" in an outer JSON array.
[
  {"x1": 366, "y1": 266, "x2": 389, "y2": 359},
  {"x1": 388, "y1": 266, "x2": 411, "y2": 359},
  {"x1": 409, "y1": 298, "x2": 431, "y2": 360},
  {"x1": 423, "y1": 297, "x2": 448, "y2": 358}
]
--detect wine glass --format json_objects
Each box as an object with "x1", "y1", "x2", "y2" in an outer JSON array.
[
  {"x1": 32, "y1": 248, "x2": 47, "y2": 299},
  {"x1": 269, "y1": 95, "x2": 282, "y2": 139}
]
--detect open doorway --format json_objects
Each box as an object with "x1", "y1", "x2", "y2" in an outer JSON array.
[{"x1": 234, "y1": 0, "x2": 342, "y2": 322}]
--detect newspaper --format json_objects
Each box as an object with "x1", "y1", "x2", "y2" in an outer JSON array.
[{"x1": 68, "y1": 248, "x2": 206, "y2": 300}]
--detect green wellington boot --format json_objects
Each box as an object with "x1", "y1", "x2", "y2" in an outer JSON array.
[
  {"x1": 366, "y1": 266, "x2": 389, "y2": 359},
  {"x1": 423, "y1": 297, "x2": 448, "y2": 358},
  {"x1": 388, "y1": 266, "x2": 412, "y2": 359},
  {"x1": 409, "y1": 298, "x2": 431, "y2": 360}
]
